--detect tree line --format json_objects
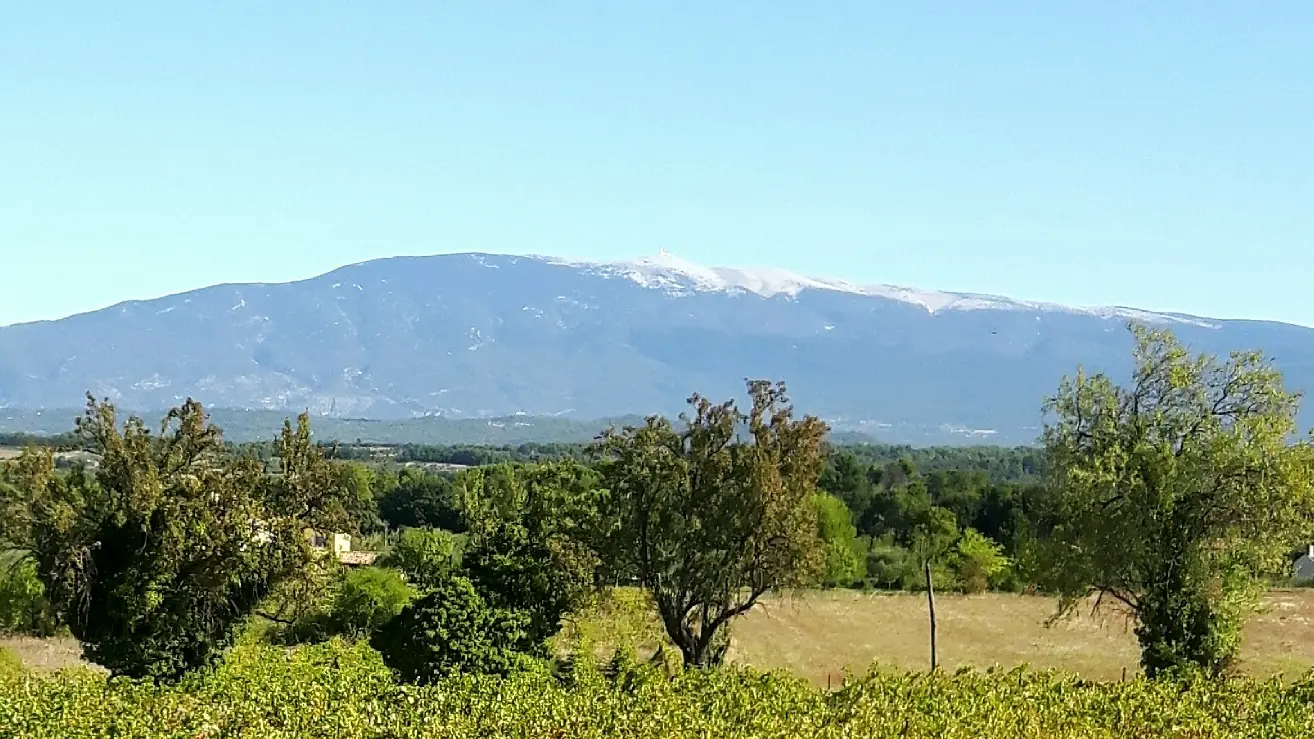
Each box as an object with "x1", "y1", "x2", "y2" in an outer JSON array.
[{"x1": 2, "y1": 323, "x2": 1313, "y2": 683}]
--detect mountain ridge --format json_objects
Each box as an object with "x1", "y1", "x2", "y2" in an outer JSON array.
[
  {"x1": 3, "y1": 250, "x2": 1243, "y2": 330},
  {"x1": 1, "y1": 251, "x2": 1312, "y2": 445}
]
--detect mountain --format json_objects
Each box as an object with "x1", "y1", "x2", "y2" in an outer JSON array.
[{"x1": 2, "y1": 251, "x2": 1312, "y2": 445}]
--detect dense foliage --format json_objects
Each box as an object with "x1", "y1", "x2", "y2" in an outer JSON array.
[
  {"x1": 375, "y1": 527, "x2": 460, "y2": 588},
  {"x1": 366, "y1": 460, "x2": 606, "y2": 682},
  {"x1": 394, "y1": 442, "x2": 589, "y2": 466},
  {"x1": 376, "y1": 468, "x2": 465, "y2": 532},
  {"x1": 0, "y1": 432, "x2": 81, "y2": 450},
  {"x1": 325, "y1": 567, "x2": 415, "y2": 639},
  {"x1": 5, "y1": 640, "x2": 1314, "y2": 738},
  {"x1": 371, "y1": 573, "x2": 539, "y2": 682},
  {"x1": 0, "y1": 552, "x2": 57, "y2": 636},
  {"x1": 812, "y1": 445, "x2": 1052, "y2": 593},
  {"x1": 460, "y1": 462, "x2": 604, "y2": 640},
  {"x1": 1035, "y1": 325, "x2": 1314, "y2": 676},
  {"x1": 0, "y1": 397, "x2": 356, "y2": 681},
  {"x1": 814, "y1": 493, "x2": 864, "y2": 588}
]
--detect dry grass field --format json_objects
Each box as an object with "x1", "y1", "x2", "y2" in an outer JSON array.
[
  {"x1": 729, "y1": 589, "x2": 1314, "y2": 683},
  {"x1": 557, "y1": 587, "x2": 1314, "y2": 684},
  {"x1": 10, "y1": 588, "x2": 1314, "y2": 682}
]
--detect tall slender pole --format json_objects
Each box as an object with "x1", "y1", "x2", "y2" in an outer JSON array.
[{"x1": 925, "y1": 559, "x2": 937, "y2": 671}]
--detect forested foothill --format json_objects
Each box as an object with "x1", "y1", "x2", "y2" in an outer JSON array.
[{"x1": 4, "y1": 323, "x2": 1314, "y2": 736}]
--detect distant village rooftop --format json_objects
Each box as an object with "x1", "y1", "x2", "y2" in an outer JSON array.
[{"x1": 306, "y1": 530, "x2": 378, "y2": 567}]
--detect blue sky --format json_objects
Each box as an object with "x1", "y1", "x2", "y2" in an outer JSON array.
[{"x1": 2, "y1": 3, "x2": 1312, "y2": 327}]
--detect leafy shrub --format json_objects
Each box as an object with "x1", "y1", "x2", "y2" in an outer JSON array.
[
  {"x1": 281, "y1": 566, "x2": 413, "y2": 643},
  {"x1": 0, "y1": 552, "x2": 58, "y2": 636},
  {"x1": 821, "y1": 539, "x2": 864, "y2": 588},
  {"x1": 551, "y1": 587, "x2": 671, "y2": 669},
  {"x1": 370, "y1": 572, "x2": 537, "y2": 683},
  {"x1": 330, "y1": 566, "x2": 414, "y2": 638},
  {"x1": 377, "y1": 527, "x2": 459, "y2": 588},
  {"x1": 456, "y1": 461, "x2": 601, "y2": 652},
  {"x1": 954, "y1": 529, "x2": 1012, "y2": 594},
  {"x1": 262, "y1": 557, "x2": 347, "y2": 644},
  {"x1": 864, "y1": 534, "x2": 913, "y2": 589},
  {"x1": 815, "y1": 494, "x2": 864, "y2": 588},
  {"x1": 463, "y1": 524, "x2": 583, "y2": 652}
]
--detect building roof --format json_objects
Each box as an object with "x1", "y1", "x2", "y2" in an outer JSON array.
[{"x1": 337, "y1": 551, "x2": 378, "y2": 567}]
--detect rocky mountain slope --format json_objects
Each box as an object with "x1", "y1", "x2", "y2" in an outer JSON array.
[{"x1": 2, "y1": 251, "x2": 1311, "y2": 445}]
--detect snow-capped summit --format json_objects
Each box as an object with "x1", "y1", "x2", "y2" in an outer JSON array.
[
  {"x1": 540, "y1": 250, "x2": 1217, "y2": 327},
  {"x1": 544, "y1": 249, "x2": 843, "y2": 299}
]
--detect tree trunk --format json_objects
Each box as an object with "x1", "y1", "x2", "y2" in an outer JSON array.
[
  {"x1": 656, "y1": 597, "x2": 713, "y2": 668},
  {"x1": 653, "y1": 593, "x2": 740, "y2": 669}
]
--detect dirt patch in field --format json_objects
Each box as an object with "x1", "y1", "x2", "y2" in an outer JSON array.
[{"x1": 0, "y1": 636, "x2": 96, "y2": 673}]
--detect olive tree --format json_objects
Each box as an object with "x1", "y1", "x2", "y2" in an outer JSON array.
[
  {"x1": 1, "y1": 395, "x2": 353, "y2": 682},
  {"x1": 1036, "y1": 324, "x2": 1314, "y2": 677},
  {"x1": 594, "y1": 379, "x2": 828, "y2": 668}
]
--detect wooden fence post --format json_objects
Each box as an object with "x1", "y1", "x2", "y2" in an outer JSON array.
[{"x1": 925, "y1": 560, "x2": 937, "y2": 671}]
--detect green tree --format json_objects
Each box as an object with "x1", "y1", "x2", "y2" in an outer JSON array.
[
  {"x1": 0, "y1": 467, "x2": 17, "y2": 535},
  {"x1": 863, "y1": 478, "x2": 933, "y2": 542},
  {"x1": 0, "y1": 553, "x2": 57, "y2": 636},
  {"x1": 327, "y1": 566, "x2": 414, "y2": 638},
  {"x1": 819, "y1": 451, "x2": 877, "y2": 520},
  {"x1": 258, "y1": 555, "x2": 345, "y2": 639},
  {"x1": 371, "y1": 571, "x2": 536, "y2": 682},
  {"x1": 594, "y1": 379, "x2": 828, "y2": 668},
  {"x1": 863, "y1": 533, "x2": 914, "y2": 588},
  {"x1": 954, "y1": 528, "x2": 1011, "y2": 594},
  {"x1": 279, "y1": 565, "x2": 415, "y2": 645},
  {"x1": 334, "y1": 462, "x2": 383, "y2": 534},
  {"x1": 908, "y1": 505, "x2": 960, "y2": 590},
  {"x1": 378, "y1": 469, "x2": 464, "y2": 532},
  {"x1": 814, "y1": 493, "x2": 863, "y2": 587},
  {"x1": 374, "y1": 460, "x2": 603, "y2": 678},
  {"x1": 266, "y1": 413, "x2": 361, "y2": 536},
  {"x1": 1036, "y1": 324, "x2": 1314, "y2": 677},
  {"x1": 458, "y1": 461, "x2": 603, "y2": 651},
  {"x1": 377, "y1": 527, "x2": 459, "y2": 589},
  {"x1": 1, "y1": 396, "x2": 353, "y2": 682},
  {"x1": 926, "y1": 470, "x2": 987, "y2": 530}
]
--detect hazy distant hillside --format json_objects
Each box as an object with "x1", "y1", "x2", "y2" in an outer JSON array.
[
  {"x1": 0, "y1": 407, "x2": 650, "y2": 447},
  {"x1": 2, "y1": 252, "x2": 1312, "y2": 446},
  {"x1": 0, "y1": 407, "x2": 898, "y2": 447}
]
